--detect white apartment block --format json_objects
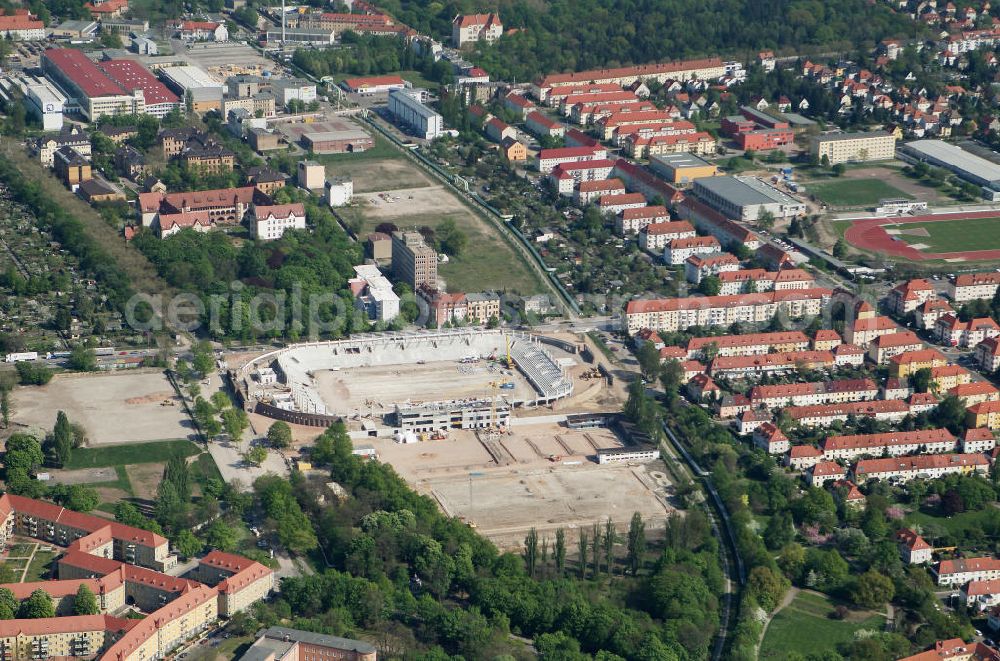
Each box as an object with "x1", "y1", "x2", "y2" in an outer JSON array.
[
  {"x1": 623, "y1": 288, "x2": 832, "y2": 334},
  {"x1": 810, "y1": 131, "x2": 897, "y2": 165},
  {"x1": 750, "y1": 379, "x2": 879, "y2": 409},
  {"x1": 616, "y1": 206, "x2": 670, "y2": 236},
  {"x1": 949, "y1": 272, "x2": 1000, "y2": 302},
  {"x1": 853, "y1": 453, "x2": 989, "y2": 484},
  {"x1": 935, "y1": 557, "x2": 1000, "y2": 587},
  {"x1": 684, "y1": 254, "x2": 740, "y2": 283},
  {"x1": 548, "y1": 160, "x2": 616, "y2": 195},
  {"x1": 350, "y1": 264, "x2": 400, "y2": 322},
  {"x1": 685, "y1": 331, "x2": 810, "y2": 359},
  {"x1": 663, "y1": 236, "x2": 721, "y2": 265},
  {"x1": 536, "y1": 146, "x2": 607, "y2": 174},
  {"x1": 250, "y1": 203, "x2": 306, "y2": 240},
  {"x1": 637, "y1": 221, "x2": 695, "y2": 251},
  {"x1": 452, "y1": 13, "x2": 503, "y2": 47},
  {"x1": 977, "y1": 337, "x2": 1000, "y2": 372}
]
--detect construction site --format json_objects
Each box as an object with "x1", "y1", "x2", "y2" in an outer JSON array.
[{"x1": 231, "y1": 328, "x2": 667, "y2": 548}]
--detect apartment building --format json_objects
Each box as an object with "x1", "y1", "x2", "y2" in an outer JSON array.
[
  {"x1": 962, "y1": 427, "x2": 997, "y2": 453},
  {"x1": 888, "y1": 278, "x2": 936, "y2": 315},
  {"x1": 845, "y1": 315, "x2": 900, "y2": 346},
  {"x1": 708, "y1": 350, "x2": 836, "y2": 378},
  {"x1": 349, "y1": 265, "x2": 399, "y2": 323},
  {"x1": 868, "y1": 330, "x2": 924, "y2": 364},
  {"x1": 809, "y1": 131, "x2": 897, "y2": 165},
  {"x1": 0, "y1": 12, "x2": 45, "y2": 40},
  {"x1": 749, "y1": 378, "x2": 879, "y2": 409},
  {"x1": 548, "y1": 159, "x2": 616, "y2": 195},
  {"x1": 531, "y1": 58, "x2": 729, "y2": 102},
  {"x1": 484, "y1": 117, "x2": 515, "y2": 143},
  {"x1": 637, "y1": 220, "x2": 695, "y2": 251},
  {"x1": 250, "y1": 203, "x2": 306, "y2": 241},
  {"x1": 717, "y1": 269, "x2": 814, "y2": 295},
  {"x1": 930, "y1": 364, "x2": 973, "y2": 391},
  {"x1": 685, "y1": 331, "x2": 810, "y2": 359},
  {"x1": 935, "y1": 557, "x2": 1000, "y2": 586},
  {"x1": 889, "y1": 348, "x2": 949, "y2": 378},
  {"x1": 452, "y1": 13, "x2": 502, "y2": 46},
  {"x1": 0, "y1": 614, "x2": 132, "y2": 660},
  {"x1": 753, "y1": 422, "x2": 789, "y2": 454},
  {"x1": 684, "y1": 253, "x2": 740, "y2": 284},
  {"x1": 968, "y1": 400, "x2": 1000, "y2": 430},
  {"x1": 812, "y1": 329, "x2": 842, "y2": 351},
  {"x1": 787, "y1": 445, "x2": 824, "y2": 470},
  {"x1": 663, "y1": 236, "x2": 721, "y2": 265},
  {"x1": 574, "y1": 178, "x2": 625, "y2": 206},
  {"x1": 898, "y1": 639, "x2": 1000, "y2": 661},
  {"x1": 809, "y1": 461, "x2": 847, "y2": 487},
  {"x1": 917, "y1": 299, "x2": 956, "y2": 330},
  {"x1": 623, "y1": 288, "x2": 832, "y2": 334},
  {"x1": 138, "y1": 186, "x2": 262, "y2": 229},
  {"x1": 951, "y1": 381, "x2": 1000, "y2": 407},
  {"x1": 392, "y1": 231, "x2": 438, "y2": 289},
  {"x1": 536, "y1": 146, "x2": 608, "y2": 174},
  {"x1": 465, "y1": 292, "x2": 501, "y2": 325},
  {"x1": 192, "y1": 551, "x2": 275, "y2": 617},
  {"x1": 977, "y1": 337, "x2": 1000, "y2": 372},
  {"x1": 821, "y1": 428, "x2": 956, "y2": 462},
  {"x1": 597, "y1": 192, "x2": 646, "y2": 216},
  {"x1": 936, "y1": 314, "x2": 1000, "y2": 348},
  {"x1": 525, "y1": 111, "x2": 565, "y2": 139},
  {"x1": 36, "y1": 126, "x2": 90, "y2": 168},
  {"x1": 949, "y1": 272, "x2": 1000, "y2": 302},
  {"x1": 852, "y1": 452, "x2": 989, "y2": 484},
  {"x1": 54, "y1": 147, "x2": 92, "y2": 190},
  {"x1": 625, "y1": 131, "x2": 717, "y2": 158},
  {"x1": 616, "y1": 205, "x2": 670, "y2": 236},
  {"x1": 241, "y1": 627, "x2": 376, "y2": 661},
  {"x1": 788, "y1": 399, "x2": 912, "y2": 428}
]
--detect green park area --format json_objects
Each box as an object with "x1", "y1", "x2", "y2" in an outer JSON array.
[
  {"x1": 759, "y1": 591, "x2": 884, "y2": 660},
  {"x1": 808, "y1": 178, "x2": 913, "y2": 207}
]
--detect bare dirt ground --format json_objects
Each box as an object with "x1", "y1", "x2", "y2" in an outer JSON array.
[
  {"x1": 13, "y1": 372, "x2": 191, "y2": 445},
  {"x1": 125, "y1": 463, "x2": 164, "y2": 502},
  {"x1": 358, "y1": 184, "x2": 470, "y2": 220},
  {"x1": 330, "y1": 159, "x2": 433, "y2": 194},
  {"x1": 312, "y1": 360, "x2": 535, "y2": 418},
  {"x1": 45, "y1": 467, "x2": 117, "y2": 485},
  {"x1": 367, "y1": 422, "x2": 668, "y2": 549}
]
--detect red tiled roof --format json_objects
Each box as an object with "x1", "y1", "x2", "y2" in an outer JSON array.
[
  {"x1": 598, "y1": 193, "x2": 645, "y2": 207},
  {"x1": 711, "y1": 350, "x2": 834, "y2": 371},
  {"x1": 626, "y1": 289, "x2": 832, "y2": 315},
  {"x1": 823, "y1": 428, "x2": 953, "y2": 452},
  {"x1": 343, "y1": 75, "x2": 405, "y2": 90},
  {"x1": 855, "y1": 453, "x2": 989, "y2": 476},
  {"x1": 643, "y1": 220, "x2": 693, "y2": 235},
  {"x1": 6, "y1": 495, "x2": 167, "y2": 548},
  {"x1": 897, "y1": 528, "x2": 932, "y2": 551},
  {"x1": 253, "y1": 203, "x2": 305, "y2": 220},
  {"x1": 788, "y1": 399, "x2": 910, "y2": 420},
  {"x1": 537, "y1": 57, "x2": 724, "y2": 87},
  {"x1": 954, "y1": 272, "x2": 1000, "y2": 287},
  {"x1": 576, "y1": 178, "x2": 624, "y2": 193},
  {"x1": 539, "y1": 145, "x2": 604, "y2": 160},
  {"x1": 621, "y1": 205, "x2": 668, "y2": 220},
  {"x1": 43, "y1": 48, "x2": 124, "y2": 98},
  {"x1": 789, "y1": 445, "x2": 822, "y2": 458},
  {"x1": 0, "y1": 614, "x2": 133, "y2": 638},
  {"x1": 668, "y1": 236, "x2": 720, "y2": 250}
]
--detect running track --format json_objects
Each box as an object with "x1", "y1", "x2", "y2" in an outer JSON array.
[{"x1": 843, "y1": 210, "x2": 1000, "y2": 261}]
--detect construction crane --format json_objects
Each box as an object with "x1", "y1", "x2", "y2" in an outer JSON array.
[{"x1": 504, "y1": 334, "x2": 515, "y2": 369}]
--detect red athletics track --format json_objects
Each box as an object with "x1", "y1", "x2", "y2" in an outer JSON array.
[{"x1": 843, "y1": 210, "x2": 1000, "y2": 261}]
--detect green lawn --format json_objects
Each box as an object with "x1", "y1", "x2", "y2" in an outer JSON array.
[
  {"x1": 893, "y1": 216, "x2": 1000, "y2": 253},
  {"x1": 759, "y1": 591, "x2": 884, "y2": 660},
  {"x1": 64, "y1": 440, "x2": 201, "y2": 469},
  {"x1": 398, "y1": 70, "x2": 439, "y2": 89},
  {"x1": 809, "y1": 178, "x2": 913, "y2": 207},
  {"x1": 315, "y1": 131, "x2": 405, "y2": 165},
  {"x1": 24, "y1": 550, "x2": 55, "y2": 582}
]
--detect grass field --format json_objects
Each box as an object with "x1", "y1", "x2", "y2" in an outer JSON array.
[
  {"x1": 809, "y1": 178, "x2": 913, "y2": 207},
  {"x1": 759, "y1": 591, "x2": 884, "y2": 660},
  {"x1": 65, "y1": 440, "x2": 202, "y2": 469},
  {"x1": 895, "y1": 216, "x2": 1000, "y2": 253},
  {"x1": 24, "y1": 549, "x2": 55, "y2": 582},
  {"x1": 315, "y1": 131, "x2": 404, "y2": 166}
]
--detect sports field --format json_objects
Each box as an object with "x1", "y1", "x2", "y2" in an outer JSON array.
[
  {"x1": 809, "y1": 178, "x2": 912, "y2": 207},
  {"x1": 894, "y1": 216, "x2": 1000, "y2": 252}
]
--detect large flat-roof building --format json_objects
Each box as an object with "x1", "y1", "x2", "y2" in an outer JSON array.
[
  {"x1": 387, "y1": 88, "x2": 443, "y2": 140},
  {"x1": 241, "y1": 627, "x2": 376, "y2": 661},
  {"x1": 903, "y1": 139, "x2": 1000, "y2": 200},
  {"x1": 810, "y1": 131, "x2": 897, "y2": 165},
  {"x1": 649, "y1": 153, "x2": 718, "y2": 184},
  {"x1": 41, "y1": 49, "x2": 179, "y2": 120},
  {"x1": 692, "y1": 175, "x2": 806, "y2": 222}
]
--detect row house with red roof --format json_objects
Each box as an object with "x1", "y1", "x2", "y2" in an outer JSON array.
[
  {"x1": 536, "y1": 145, "x2": 608, "y2": 174},
  {"x1": 821, "y1": 428, "x2": 956, "y2": 462},
  {"x1": 636, "y1": 219, "x2": 694, "y2": 250},
  {"x1": 708, "y1": 350, "x2": 836, "y2": 379},
  {"x1": 684, "y1": 331, "x2": 810, "y2": 359},
  {"x1": 852, "y1": 452, "x2": 989, "y2": 484},
  {"x1": 684, "y1": 253, "x2": 740, "y2": 284},
  {"x1": 548, "y1": 160, "x2": 616, "y2": 195},
  {"x1": 977, "y1": 337, "x2": 1000, "y2": 372},
  {"x1": 452, "y1": 13, "x2": 503, "y2": 46},
  {"x1": 717, "y1": 268, "x2": 815, "y2": 296},
  {"x1": 917, "y1": 299, "x2": 956, "y2": 330},
  {"x1": 574, "y1": 179, "x2": 625, "y2": 206},
  {"x1": 663, "y1": 236, "x2": 720, "y2": 265},
  {"x1": 615, "y1": 205, "x2": 669, "y2": 236},
  {"x1": 935, "y1": 556, "x2": 1000, "y2": 586},
  {"x1": 788, "y1": 399, "x2": 914, "y2": 428},
  {"x1": 749, "y1": 378, "x2": 879, "y2": 409},
  {"x1": 949, "y1": 272, "x2": 1000, "y2": 302},
  {"x1": 888, "y1": 278, "x2": 937, "y2": 314},
  {"x1": 525, "y1": 111, "x2": 565, "y2": 139},
  {"x1": 597, "y1": 192, "x2": 646, "y2": 216},
  {"x1": 674, "y1": 197, "x2": 762, "y2": 252},
  {"x1": 868, "y1": 330, "x2": 925, "y2": 364}
]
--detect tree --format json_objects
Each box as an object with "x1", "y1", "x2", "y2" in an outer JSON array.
[
  {"x1": 578, "y1": 528, "x2": 588, "y2": 578},
  {"x1": 436, "y1": 218, "x2": 467, "y2": 256},
  {"x1": 626, "y1": 512, "x2": 646, "y2": 575},
  {"x1": 635, "y1": 341, "x2": 662, "y2": 382},
  {"x1": 747, "y1": 565, "x2": 789, "y2": 612},
  {"x1": 52, "y1": 410, "x2": 73, "y2": 466},
  {"x1": 698, "y1": 274, "x2": 721, "y2": 296},
  {"x1": 203, "y1": 519, "x2": 239, "y2": 552},
  {"x1": 910, "y1": 367, "x2": 932, "y2": 394},
  {"x1": 68, "y1": 345, "x2": 97, "y2": 372},
  {"x1": 244, "y1": 445, "x2": 267, "y2": 466},
  {"x1": 832, "y1": 238, "x2": 848, "y2": 259},
  {"x1": 172, "y1": 529, "x2": 203, "y2": 558},
  {"x1": 72, "y1": 584, "x2": 99, "y2": 615},
  {"x1": 851, "y1": 570, "x2": 895, "y2": 608},
  {"x1": 757, "y1": 210, "x2": 776, "y2": 230},
  {"x1": 16, "y1": 361, "x2": 52, "y2": 385},
  {"x1": 163, "y1": 454, "x2": 191, "y2": 502},
  {"x1": 266, "y1": 421, "x2": 292, "y2": 449},
  {"x1": 18, "y1": 589, "x2": 54, "y2": 619},
  {"x1": 831, "y1": 163, "x2": 846, "y2": 177},
  {"x1": 222, "y1": 408, "x2": 249, "y2": 442},
  {"x1": 0, "y1": 588, "x2": 15, "y2": 619},
  {"x1": 764, "y1": 511, "x2": 795, "y2": 550},
  {"x1": 210, "y1": 391, "x2": 230, "y2": 412},
  {"x1": 524, "y1": 527, "x2": 538, "y2": 578},
  {"x1": 62, "y1": 485, "x2": 99, "y2": 512},
  {"x1": 602, "y1": 518, "x2": 615, "y2": 575},
  {"x1": 555, "y1": 528, "x2": 566, "y2": 576},
  {"x1": 931, "y1": 394, "x2": 966, "y2": 434}
]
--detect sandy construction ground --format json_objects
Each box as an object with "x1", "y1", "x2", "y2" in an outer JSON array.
[
  {"x1": 45, "y1": 467, "x2": 117, "y2": 485},
  {"x1": 338, "y1": 160, "x2": 433, "y2": 193},
  {"x1": 366, "y1": 422, "x2": 668, "y2": 549},
  {"x1": 359, "y1": 185, "x2": 470, "y2": 220},
  {"x1": 312, "y1": 359, "x2": 535, "y2": 417},
  {"x1": 13, "y1": 372, "x2": 191, "y2": 445}
]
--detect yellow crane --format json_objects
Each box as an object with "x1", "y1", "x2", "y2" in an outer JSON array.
[{"x1": 505, "y1": 334, "x2": 514, "y2": 369}]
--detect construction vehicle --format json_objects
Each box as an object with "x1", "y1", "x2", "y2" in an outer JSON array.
[
  {"x1": 499, "y1": 382, "x2": 514, "y2": 390},
  {"x1": 548, "y1": 454, "x2": 562, "y2": 462}
]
